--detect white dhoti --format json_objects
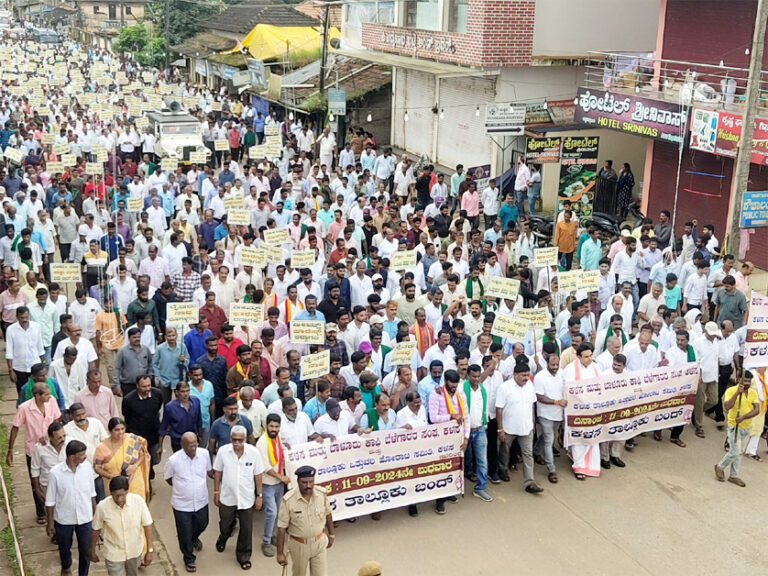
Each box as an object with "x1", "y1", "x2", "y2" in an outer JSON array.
[{"x1": 563, "y1": 359, "x2": 603, "y2": 477}]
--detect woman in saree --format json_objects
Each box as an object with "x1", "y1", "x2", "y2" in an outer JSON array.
[{"x1": 93, "y1": 416, "x2": 150, "y2": 500}]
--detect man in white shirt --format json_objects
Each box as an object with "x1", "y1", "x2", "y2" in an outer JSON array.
[
  {"x1": 212, "y1": 425, "x2": 264, "y2": 568},
  {"x1": 532, "y1": 351, "x2": 564, "y2": 482},
  {"x1": 279, "y1": 398, "x2": 319, "y2": 448},
  {"x1": 63, "y1": 403, "x2": 107, "y2": 496},
  {"x1": 683, "y1": 261, "x2": 711, "y2": 316},
  {"x1": 164, "y1": 432, "x2": 212, "y2": 571},
  {"x1": 395, "y1": 391, "x2": 428, "y2": 429},
  {"x1": 513, "y1": 157, "x2": 531, "y2": 217},
  {"x1": 611, "y1": 237, "x2": 644, "y2": 320},
  {"x1": 6, "y1": 306, "x2": 46, "y2": 392},
  {"x1": 45, "y1": 440, "x2": 96, "y2": 576},
  {"x1": 481, "y1": 180, "x2": 500, "y2": 229},
  {"x1": 313, "y1": 398, "x2": 356, "y2": 440},
  {"x1": 692, "y1": 322, "x2": 722, "y2": 439}
]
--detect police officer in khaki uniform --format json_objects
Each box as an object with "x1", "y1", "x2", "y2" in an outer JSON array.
[{"x1": 276, "y1": 466, "x2": 334, "y2": 576}]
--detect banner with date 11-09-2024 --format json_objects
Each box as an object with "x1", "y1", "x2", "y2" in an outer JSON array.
[
  {"x1": 284, "y1": 422, "x2": 464, "y2": 520},
  {"x1": 564, "y1": 363, "x2": 700, "y2": 446}
]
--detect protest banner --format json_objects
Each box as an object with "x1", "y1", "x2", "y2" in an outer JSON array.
[
  {"x1": 264, "y1": 227, "x2": 289, "y2": 246},
  {"x1": 127, "y1": 197, "x2": 143, "y2": 212},
  {"x1": 167, "y1": 302, "x2": 199, "y2": 325},
  {"x1": 578, "y1": 269, "x2": 600, "y2": 292},
  {"x1": 491, "y1": 314, "x2": 528, "y2": 340},
  {"x1": 214, "y1": 139, "x2": 229, "y2": 151},
  {"x1": 485, "y1": 277, "x2": 520, "y2": 300},
  {"x1": 161, "y1": 158, "x2": 178, "y2": 172},
  {"x1": 41, "y1": 133, "x2": 56, "y2": 145},
  {"x1": 189, "y1": 152, "x2": 207, "y2": 164},
  {"x1": 47, "y1": 162, "x2": 63, "y2": 174},
  {"x1": 264, "y1": 244, "x2": 283, "y2": 264},
  {"x1": 239, "y1": 246, "x2": 265, "y2": 267},
  {"x1": 516, "y1": 307, "x2": 551, "y2": 329},
  {"x1": 558, "y1": 270, "x2": 581, "y2": 292},
  {"x1": 285, "y1": 422, "x2": 464, "y2": 521},
  {"x1": 223, "y1": 195, "x2": 242, "y2": 210},
  {"x1": 53, "y1": 142, "x2": 69, "y2": 155},
  {"x1": 210, "y1": 100, "x2": 222, "y2": 112},
  {"x1": 290, "y1": 320, "x2": 326, "y2": 344},
  {"x1": 564, "y1": 363, "x2": 700, "y2": 446},
  {"x1": 744, "y1": 291, "x2": 768, "y2": 368},
  {"x1": 4, "y1": 147, "x2": 21, "y2": 164},
  {"x1": 391, "y1": 250, "x2": 416, "y2": 271},
  {"x1": 300, "y1": 350, "x2": 330, "y2": 381},
  {"x1": 61, "y1": 153, "x2": 76, "y2": 166},
  {"x1": 534, "y1": 246, "x2": 559, "y2": 268},
  {"x1": 389, "y1": 341, "x2": 418, "y2": 366},
  {"x1": 227, "y1": 209, "x2": 251, "y2": 226},
  {"x1": 50, "y1": 263, "x2": 81, "y2": 283},
  {"x1": 291, "y1": 250, "x2": 316, "y2": 268},
  {"x1": 229, "y1": 303, "x2": 264, "y2": 326}
]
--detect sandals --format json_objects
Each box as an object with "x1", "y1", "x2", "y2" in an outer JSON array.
[
  {"x1": 573, "y1": 472, "x2": 586, "y2": 481},
  {"x1": 751, "y1": 454, "x2": 763, "y2": 462},
  {"x1": 653, "y1": 431, "x2": 662, "y2": 442},
  {"x1": 548, "y1": 472, "x2": 558, "y2": 484},
  {"x1": 36, "y1": 517, "x2": 46, "y2": 525},
  {"x1": 215, "y1": 539, "x2": 226, "y2": 553},
  {"x1": 239, "y1": 561, "x2": 252, "y2": 570},
  {"x1": 185, "y1": 565, "x2": 197, "y2": 573},
  {"x1": 670, "y1": 438, "x2": 686, "y2": 448},
  {"x1": 695, "y1": 428, "x2": 705, "y2": 438}
]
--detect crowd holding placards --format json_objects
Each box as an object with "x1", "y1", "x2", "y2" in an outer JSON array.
[{"x1": 1, "y1": 31, "x2": 767, "y2": 576}]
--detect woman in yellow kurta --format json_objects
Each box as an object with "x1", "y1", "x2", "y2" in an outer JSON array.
[{"x1": 93, "y1": 416, "x2": 150, "y2": 500}]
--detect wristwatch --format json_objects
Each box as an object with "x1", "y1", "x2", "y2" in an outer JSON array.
[{"x1": 255, "y1": 493, "x2": 262, "y2": 498}]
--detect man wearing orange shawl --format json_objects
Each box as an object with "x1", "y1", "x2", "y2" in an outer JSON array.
[
  {"x1": 256, "y1": 413, "x2": 289, "y2": 557},
  {"x1": 409, "y1": 307, "x2": 435, "y2": 359}
]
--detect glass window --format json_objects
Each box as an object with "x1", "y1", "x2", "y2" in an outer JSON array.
[
  {"x1": 447, "y1": 0, "x2": 467, "y2": 33},
  {"x1": 405, "y1": 0, "x2": 440, "y2": 31}
]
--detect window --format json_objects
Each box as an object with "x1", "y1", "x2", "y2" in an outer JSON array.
[
  {"x1": 447, "y1": 0, "x2": 467, "y2": 33},
  {"x1": 108, "y1": 3, "x2": 116, "y2": 19},
  {"x1": 125, "y1": 6, "x2": 132, "y2": 14},
  {"x1": 404, "y1": 0, "x2": 440, "y2": 31},
  {"x1": 92, "y1": 5, "x2": 100, "y2": 13}
]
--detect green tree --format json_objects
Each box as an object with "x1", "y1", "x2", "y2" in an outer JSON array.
[
  {"x1": 113, "y1": 24, "x2": 167, "y2": 68},
  {"x1": 146, "y1": 0, "x2": 234, "y2": 48}
]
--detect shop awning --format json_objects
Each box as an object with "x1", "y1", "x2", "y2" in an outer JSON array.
[{"x1": 237, "y1": 24, "x2": 340, "y2": 62}]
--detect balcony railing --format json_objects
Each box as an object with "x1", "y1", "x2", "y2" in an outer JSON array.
[{"x1": 583, "y1": 51, "x2": 768, "y2": 114}]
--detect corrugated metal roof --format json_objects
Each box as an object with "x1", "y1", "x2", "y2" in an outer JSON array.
[{"x1": 200, "y1": 1, "x2": 320, "y2": 36}]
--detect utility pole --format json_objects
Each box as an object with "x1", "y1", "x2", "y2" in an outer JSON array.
[
  {"x1": 163, "y1": 0, "x2": 170, "y2": 71},
  {"x1": 728, "y1": 0, "x2": 768, "y2": 257},
  {"x1": 318, "y1": 0, "x2": 329, "y2": 94}
]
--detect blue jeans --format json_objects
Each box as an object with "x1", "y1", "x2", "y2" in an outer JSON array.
[
  {"x1": 43, "y1": 345, "x2": 52, "y2": 365},
  {"x1": 514, "y1": 188, "x2": 527, "y2": 218},
  {"x1": 528, "y1": 191, "x2": 538, "y2": 216},
  {"x1": 466, "y1": 428, "x2": 489, "y2": 491},
  {"x1": 54, "y1": 521, "x2": 91, "y2": 576},
  {"x1": 262, "y1": 482, "x2": 285, "y2": 543},
  {"x1": 717, "y1": 426, "x2": 750, "y2": 478}
]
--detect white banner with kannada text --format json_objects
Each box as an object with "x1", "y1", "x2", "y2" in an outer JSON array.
[{"x1": 744, "y1": 291, "x2": 768, "y2": 368}]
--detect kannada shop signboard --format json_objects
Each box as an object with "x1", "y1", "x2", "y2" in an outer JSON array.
[
  {"x1": 557, "y1": 136, "x2": 599, "y2": 216},
  {"x1": 564, "y1": 363, "x2": 700, "y2": 446},
  {"x1": 525, "y1": 137, "x2": 561, "y2": 164},
  {"x1": 574, "y1": 88, "x2": 687, "y2": 144},
  {"x1": 285, "y1": 422, "x2": 464, "y2": 521},
  {"x1": 740, "y1": 191, "x2": 768, "y2": 228},
  {"x1": 689, "y1": 107, "x2": 768, "y2": 166}
]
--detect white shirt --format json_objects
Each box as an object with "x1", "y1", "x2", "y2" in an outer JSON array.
[
  {"x1": 30, "y1": 442, "x2": 66, "y2": 487},
  {"x1": 314, "y1": 411, "x2": 355, "y2": 438},
  {"x1": 64, "y1": 418, "x2": 107, "y2": 478},
  {"x1": 596, "y1": 350, "x2": 615, "y2": 372},
  {"x1": 718, "y1": 333, "x2": 739, "y2": 366},
  {"x1": 495, "y1": 379, "x2": 536, "y2": 436},
  {"x1": 69, "y1": 298, "x2": 102, "y2": 339},
  {"x1": 213, "y1": 443, "x2": 265, "y2": 509},
  {"x1": 612, "y1": 251, "x2": 643, "y2": 284},
  {"x1": 6, "y1": 321, "x2": 45, "y2": 372},
  {"x1": 481, "y1": 186, "x2": 499, "y2": 215},
  {"x1": 533, "y1": 369, "x2": 564, "y2": 422},
  {"x1": 50, "y1": 358, "x2": 88, "y2": 406},
  {"x1": 280, "y1": 412, "x2": 315, "y2": 447},
  {"x1": 666, "y1": 344, "x2": 695, "y2": 367},
  {"x1": 623, "y1": 340, "x2": 660, "y2": 372},
  {"x1": 514, "y1": 164, "x2": 531, "y2": 190},
  {"x1": 53, "y1": 337, "x2": 98, "y2": 369},
  {"x1": 164, "y1": 447, "x2": 212, "y2": 512},
  {"x1": 421, "y1": 343, "x2": 457, "y2": 371},
  {"x1": 684, "y1": 273, "x2": 708, "y2": 305},
  {"x1": 45, "y1": 461, "x2": 96, "y2": 525},
  {"x1": 468, "y1": 385, "x2": 485, "y2": 428},
  {"x1": 396, "y1": 405, "x2": 428, "y2": 429},
  {"x1": 349, "y1": 274, "x2": 373, "y2": 308}
]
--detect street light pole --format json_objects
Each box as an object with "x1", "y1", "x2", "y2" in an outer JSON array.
[
  {"x1": 727, "y1": 0, "x2": 768, "y2": 258},
  {"x1": 163, "y1": 0, "x2": 170, "y2": 71},
  {"x1": 318, "y1": 0, "x2": 329, "y2": 94}
]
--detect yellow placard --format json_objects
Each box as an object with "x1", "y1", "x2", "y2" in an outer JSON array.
[
  {"x1": 239, "y1": 246, "x2": 265, "y2": 268},
  {"x1": 300, "y1": 349, "x2": 330, "y2": 381},
  {"x1": 228, "y1": 209, "x2": 250, "y2": 226},
  {"x1": 127, "y1": 197, "x2": 144, "y2": 212},
  {"x1": 96, "y1": 151, "x2": 108, "y2": 163},
  {"x1": 47, "y1": 162, "x2": 64, "y2": 174},
  {"x1": 50, "y1": 263, "x2": 81, "y2": 283},
  {"x1": 61, "y1": 153, "x2": 76, "y2": 166},
  {"x1": 167, "y1": 302, "x2": 200, "y2": 325},
  {"x1": 223, "y1": 195, "x2": 243, "y2": 210},
  {"x1": 486, "y1": 277, "x2": 520, "y2": 301},
  {"x1": 214, "y1": 139, "x2": 229, "y2": 151},
  {"x1": 229, "y1": 302, "x2": 264, "y2": 326},
  {"x1": 290, "y1": 320, "x2": 326, "y2": 345},
  {"x1": 210, "y1": 100, "x2": 222, "y2": 112},
  {"x1": 53, "y1": 142, "x2": 69, "y2": 155},
  {"x1": 516, "y1": 308, "x2": 551, "y2": 330},
  {"x1": 41, "y1": 133, "x2": 56, "y2": 145},
  {"x1": 558, "y1": 270, "x2": 581, "y2": 292},
  {"x1": 265, "y1": 125, "x2": 279, "y2": 136},
  {"x1": 491, "y1": 315, "x2": 528, "y2": 341},
  {"x1": 578, "y1": 269, "x2": 600, "y2": 292},
  {"x1": 83, "y1": 163, "x2": 101, "y2": 175},
  {"x1": 249, "y1": 145, "x2": 266, "y2": 158},
  {"x1": 161, "y1": 158, "x2": 178, "y2": 172},
  {"x1": 291, "y1": 250, "x2": 316, "y2": 268},
  {"x1": 390, "y1": 250, "x2": 416, "y2": 271},
  {"x1": 4, "y1": 147, "x2": 22, "y2": 164},
  {"x1": 135, "y1": 117, "x2": 149, "y2": 129},
  {"x1": 389, "y1": 341, "x2": 417, "y2": 366},
  {"x1": 265, "y1": 244, "x2": 283, "y2": 264},
  {"x1": 189, "y1": 152, "x2": 207, "y2": 165},
  {"x1": 263, "y1": 227, "x2": 289, "y2": 246},
  {"x1": 534, "y1": 247, "x2": 559, "y2": 268}
]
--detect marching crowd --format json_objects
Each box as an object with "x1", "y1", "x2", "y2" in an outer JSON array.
[{"x1": 0, "y1": 34, "x2": 765, "y2": 576}]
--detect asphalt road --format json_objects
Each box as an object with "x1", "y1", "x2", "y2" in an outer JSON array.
[{"x1": 147, "y1": 419, "x2": 768, "y2": 576}]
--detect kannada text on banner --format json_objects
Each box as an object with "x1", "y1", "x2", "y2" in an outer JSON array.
[
  {"x1": 300, "y1": 350, "x2": 330, "y2": 380},
  {"x1": 564, "y1": 363, "x2": 700, "y2": 445},
  {"x1": 229, "y1": 303, "x2": 264, "y2": 326},
  {"x1": 167, "y1": 302, "x2": 200, "y2": 325},
  {"x1": 285, "y1": 422, "x2": 464, "y2": 521},
  {"x1": 50, "y1": 263, "x2": 81, "y2": 283},
  {"x1": 290, "y1": 320, "x2": 326, "y2": 344},
  {"x1": 744, "y1": 291, "x2": 768, "y2": 368}
]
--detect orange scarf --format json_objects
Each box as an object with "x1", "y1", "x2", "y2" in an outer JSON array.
[
  {"x1": 412, "y1": 322, "x2": 434, "y2": 358},
  {"x1": 444, "y1": 388, "x2": 466, "y2": 417},
  {"x1": 283, "y1": 298, "x2": 304, "y2": 323},
  {"x1": 235, "y1": 361, "x2": 249, "y2": 378},
  {"x1": 266, "y1": 434, "x2": 284, "y2": 471}
]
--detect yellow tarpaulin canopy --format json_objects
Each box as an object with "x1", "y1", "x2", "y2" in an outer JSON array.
[{"x1": 238, "y1": 24, "x2": 340, "y2": 61}]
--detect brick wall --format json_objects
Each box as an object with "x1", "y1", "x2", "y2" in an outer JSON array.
[{"x1": 361, "y1": 0, "x2": 535, "y2": 67}]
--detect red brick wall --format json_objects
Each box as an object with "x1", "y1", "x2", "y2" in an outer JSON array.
[{"x1": 361, "y1": 0, "x2": 535, "y2": 67}]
